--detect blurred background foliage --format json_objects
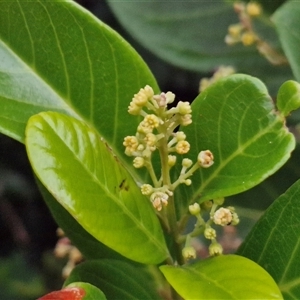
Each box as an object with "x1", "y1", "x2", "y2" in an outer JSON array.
[{"x1": 1, "y1": 0, "x2": 299, "y2": 299}]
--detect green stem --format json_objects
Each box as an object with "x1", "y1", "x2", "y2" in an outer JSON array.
[{"x1": 158, "y1": 131, "x2": 184, "y2": 265}]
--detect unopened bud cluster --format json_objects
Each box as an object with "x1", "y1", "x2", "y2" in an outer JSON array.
[
  {"x1": 185, "y1": 199, "x2": 239, "y2": 258},
  {"x1": 225, "y1": 2, "x2": 261, "y2": 47},
  {"x1": 124, "y1": 85, "x2": 214, "y2": 211}
]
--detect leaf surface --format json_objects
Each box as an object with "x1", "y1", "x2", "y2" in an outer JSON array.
[
  {"x1": 38, "y1": 181, "x2": 135, "y2": 262},
  {"x1": 238, "y1": 179, "x2": 300, "y2": 299},
  {"x1": 175, "y1": 75, "x2": 295, "y2": 213},
  {"x1": 160, "y1": 254, "x2": 282, "y2": 299},
  {"x1": 273, "y1": 2, "x2": 300, "y2": 81},
  {"x1": 107, "y1": 0, "x2": 292, "y2": 93},
  {"x1": 25, "y1": 112, "x2": 169, "y2": 264},
  {"x1": 64, "y1": 260, "x2": 163, "y2": 300},
  {"x1": 0, "y1": 0, "x2": 158, "y2": 180}
]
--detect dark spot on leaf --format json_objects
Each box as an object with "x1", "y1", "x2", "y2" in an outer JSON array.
[{"x1": 119, "y1": 179, "x2": 129, "y2": 191}]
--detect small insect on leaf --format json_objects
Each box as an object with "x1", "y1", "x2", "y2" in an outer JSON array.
[{"x1": 119, "y1": 179, "x2": 129, "y2": 191}]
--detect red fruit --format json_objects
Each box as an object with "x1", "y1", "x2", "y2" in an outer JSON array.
[{"x1": 38, "y1": 287, "x2": 85, "y2": 300}]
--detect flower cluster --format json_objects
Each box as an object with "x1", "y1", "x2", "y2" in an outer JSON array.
[
  {"x1": 124, "y1": 85, "x2": 214, "y2": 211},
  {"x1": 225, "y1": 2, "x2": 287, "y2": 65},
  {"x1": 185, "y1": 199, "x2": 240, "y2": 259},
  {"x1": 225, "y1": 2, "x2": 261, "y2": 47}
]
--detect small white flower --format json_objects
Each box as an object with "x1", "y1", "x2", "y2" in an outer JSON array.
[
  {"x1": 144, "y1": 133, "x2": 157, "y2": 147},
  {"x1": 176, "y1": 140, "x2": 190, "y2": 154},
  {"x1": 142, "y1": 114, "x2": 160, "y2": 129},
  {"x1": 213, "y1": 207, "x2": 232, "y2": 226},
  {"x1": 123, "y1": 136, "x2": 139, "y2": 155},
  {"x1": 179, "y1": 114, "x2": 192, "y2": 126},
  {"x1": 141, "y1": 184, "x2": 153, "y2": 195},
  {"x1": 150, "y1": 192, "x2": 169, "y2": 211},
  {"x1": 197, "y1": 150, "x2": 214, "y2": 168}
]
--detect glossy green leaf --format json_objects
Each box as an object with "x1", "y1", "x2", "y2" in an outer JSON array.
[
  {"x1": 107, "y1": 0, "x2": 262, "y2": 71},
  {"x1": 273, "y1": 2, "x2": 300, "y2": 81},
  {"x1": 175, "y1": 75, "x2": 295, "y2": 213},
  {"x1": 37, "y1": 180, "x2": 135, "y2": 262},
  {"x1": 237, "y1": 179, "x2": 300, "y2": 299},
  {"x1": 25, "y1": 112, "x2": 169, "y2": 264},
  {"x1": 277, "y1": 80, "x2": 300, "y2": 117},
  {"x1": 107, "y1": 0, "x2": 292, "y2": 93},
  {"x1": 160, "y1": 254, "x2": 282, "y2": 299},
  {"x1": 0, "y1": 0, "x2": 158, "y2": 179},
  {"x1": 64, "y1": 260, "x2": 163, "y2": 300}
]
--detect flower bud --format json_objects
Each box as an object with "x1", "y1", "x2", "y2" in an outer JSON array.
[
  {"x1": 168, "y1": 155, "x2": 177, "y2": 167},
  {"x1": 209, "y1": 242, "x2": 223, "y2": 256},
  {"x1": 133, "y1": 157, "x2": 145, "y2": 168},
  {"x1": 204, "y1": 227, "x2": 216, "y2": 240},
  {"x1": 177, "y1": 101, "x2": 192, "y2": 115},
  {"x1": 189, "y1": 203, "x2": 200, "y2": 215},
  {"x1": 182, "y1": 246, "x2": 196, "y2": 260},
  {"x1": 141, "y1": 184, "x2": 153, "y2": 195}
]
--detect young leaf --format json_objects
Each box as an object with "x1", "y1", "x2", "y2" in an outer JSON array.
[
  {"x1": 64, "y1": 260, "x2": 163, "y2": 300},
  {"x1": 273, "y1": 2, "x2": 300, "y2": 81},
  {"x1": 25, "y1": 112, "x2": 169, "y2": 265},
  {"x1": 237, "y1": 179, "x2": 300, "y2": 299},
  {"x1": 160, "y1": 255, "x2": 282, "y2": 299},
  {"x1": 0, "y1": 0, "x2": 158, "y2": 179},
  {"x1": 277, "y1": 80, "x2": 300, "y2": 117},
  {"x1": 175, "y1": 75, "x2": 295, "y2": 213}
]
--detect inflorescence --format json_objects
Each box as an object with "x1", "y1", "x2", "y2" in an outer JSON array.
[{"x1": 124, "y1": 85, "x2": 239, "y2": 259}]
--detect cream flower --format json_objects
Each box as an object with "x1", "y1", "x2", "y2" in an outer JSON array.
[
  {"x1": 198, "y1": 150, "x2": 214, "y2": 168},
  {"x1": 213, "y1": 207, "x2": 232, "y2": 226},
  {"x1": 176, "y1": 140, "x2": 190, "y2": 154}
]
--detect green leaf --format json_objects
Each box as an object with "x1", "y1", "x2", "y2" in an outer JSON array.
[
  {"x1": 160, "y1": 254, "x2": 282, "y2": 299},
  {"x1": 25, "y1": 112, "x2": 169, "y2": 265},
  {"x1": 107, "y1": 0, "x2": 261, "y2": 71},
  {"x1": 0, "y1": 0, "x2": 158, "y2": 179},
  {"x1": 66, "y1": 282, "x2": 107, "y2": 300},
  {"x1": 237, "y1": 179, "x2": 300, "y2": 299},
  {"x1": 37, "y1": 180, "x2": 135, "y2": 262},
  {"x1": 273, "y1": 2, "x2": 300, "y2": 81},
  {"x1": 277, "y1": 80, "x2": 300, "y2": 117},
  {"x1": 107, "y1": 0, "x2": 292, "y2": 94},
  {"x1": 176, "y1": 74, "x2": 295, "y2": 213},
  {"x1": 64, "y1": 260, "x2": 163, "y2": 300}
]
